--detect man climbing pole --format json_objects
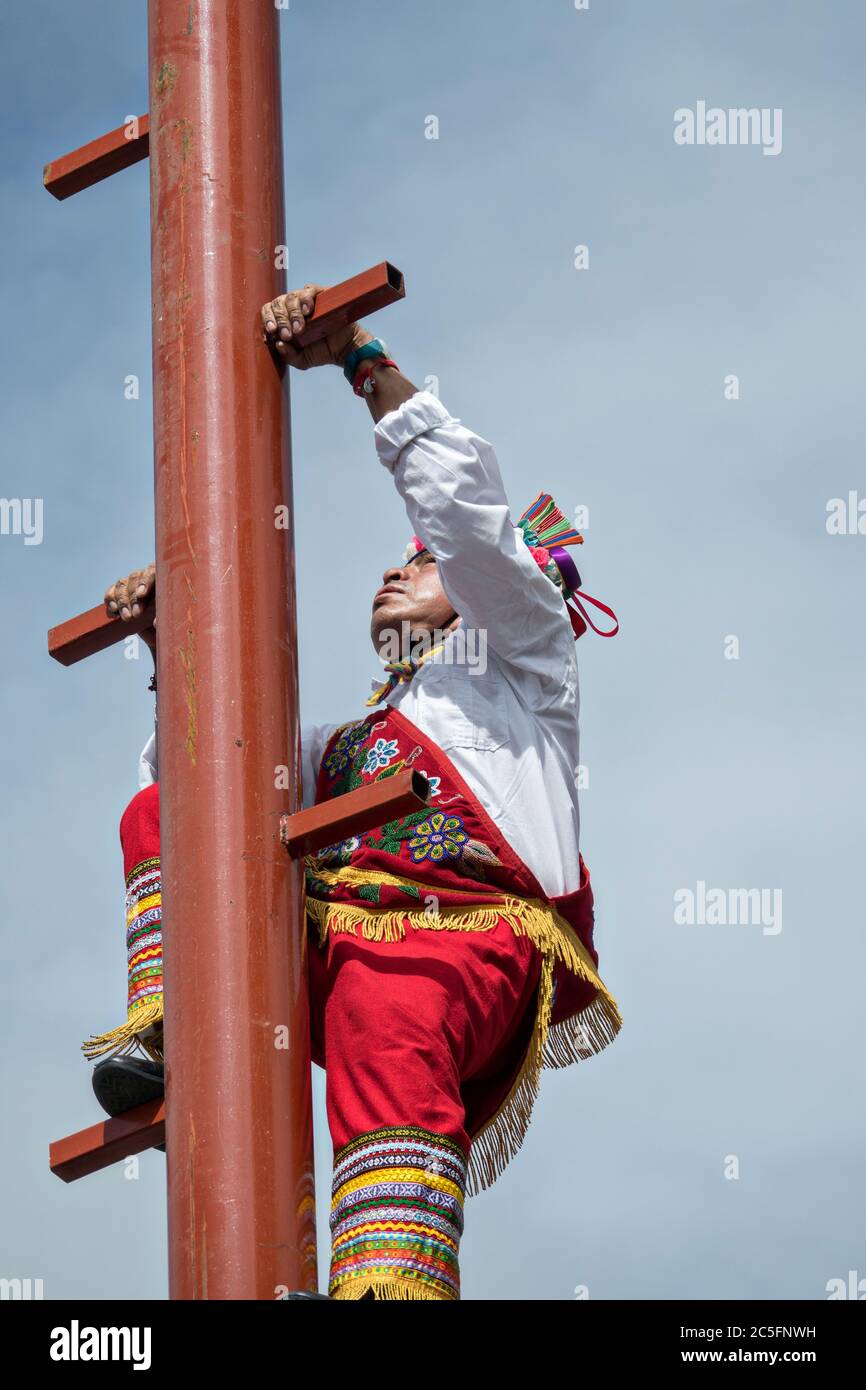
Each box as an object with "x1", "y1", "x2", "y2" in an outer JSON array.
[{"x1": 85, "y1": 284, "x2": 623, "y2": 1302}]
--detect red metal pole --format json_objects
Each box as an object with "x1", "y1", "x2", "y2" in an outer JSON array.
[{"x1": 148, "y1": 1, "x2": 313, "y2": 1298}]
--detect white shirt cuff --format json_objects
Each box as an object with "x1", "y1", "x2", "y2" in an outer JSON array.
[{"x1": 374, "y1": 390, "x2": 459, "y2": 473}]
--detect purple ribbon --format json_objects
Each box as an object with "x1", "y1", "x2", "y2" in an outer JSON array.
[{"x1": 550, "y1": 545, "x2": 581, "y2": 596}]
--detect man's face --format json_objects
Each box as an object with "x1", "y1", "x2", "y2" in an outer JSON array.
[{"x1": 370, "y1": 551, "x2": 458, "y2": 653}]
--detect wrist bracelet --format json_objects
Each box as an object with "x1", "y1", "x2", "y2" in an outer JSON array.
[
  {"x1": 352, "y1": 358, "x2": 399, "y2": 397},
  {"x1": 343, "y1": 336, "x2": 390, "y2": 383}
]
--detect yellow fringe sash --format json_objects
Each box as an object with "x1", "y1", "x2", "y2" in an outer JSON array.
[{"x1": 306, "y1": 862, "x2": 623, "y2": 1198}]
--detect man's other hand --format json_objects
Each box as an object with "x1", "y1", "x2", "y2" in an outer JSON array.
[
  {"x1": 260, "y1": 283, "x2": 372, "y2": 369},
  {"x1": 105, "y1": 565, "x2": 156, "y2": 649}
]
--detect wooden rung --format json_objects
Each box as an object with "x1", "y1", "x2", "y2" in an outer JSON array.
[
  {"x1": 292, "y1": 261, "x2": 404, "y2": 348},
  {"x1": 281, "y1": 770, "x2": 429, "y2": 856},
  {"x1": 48, "y1": 604, "x2": 155, "y2": 667},
  {"x1": 44, "y1": 114, "x2": 150, "y2": 200},
  {"x1": 50, "y1": 1098, "x2": 166, "y2": 1182}
]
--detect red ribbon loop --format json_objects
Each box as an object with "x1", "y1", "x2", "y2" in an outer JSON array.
[{"x1": 568, "y1": 589, "x2": 619, "y2": 639}]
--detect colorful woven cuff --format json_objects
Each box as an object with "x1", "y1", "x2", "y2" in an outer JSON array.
[
  {"x1": 328, "y1": 1126, "x2": 467, "y2": 1301},
  {"x1": 81, "y1": 854, "x2": 164, "y2": 1062}
]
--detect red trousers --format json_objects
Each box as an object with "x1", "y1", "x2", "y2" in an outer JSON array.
[
  {"x1": 120, "y1": 784, "x2": 543, "y2": 1299},
  {"x1": 307, "y1": 919, "x2": 541, "y2": 1158}
]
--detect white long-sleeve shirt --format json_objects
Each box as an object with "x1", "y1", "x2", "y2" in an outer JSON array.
[{"x1": 139, "y1": 390, "x2": 583, "y2": 898}]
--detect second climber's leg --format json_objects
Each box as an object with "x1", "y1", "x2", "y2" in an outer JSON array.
[{"x1": 83, "y1": 781, "x2": 163, "y2": 1065}]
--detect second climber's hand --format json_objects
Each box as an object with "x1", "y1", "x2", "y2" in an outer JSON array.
[
  {"x1": 260, "y1": 283, "x2": 373, "y2": 369},
  {"x1": 105, "y1": 564, "x2": 157, "y2": 650}
]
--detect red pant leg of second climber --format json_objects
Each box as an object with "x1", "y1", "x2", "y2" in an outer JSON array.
[{"x1": 81, "y1": 782, "x2": 164, "y2": 1061}]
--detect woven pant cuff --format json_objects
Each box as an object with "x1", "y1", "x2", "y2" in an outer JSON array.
[{"x1": 328, "y1": 1126, "x2": 467, "y2": 1301}]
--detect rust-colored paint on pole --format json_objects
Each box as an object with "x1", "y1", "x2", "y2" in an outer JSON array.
[{"x1": 148, "y1": 2, "x2": 312, "y2": 1298}]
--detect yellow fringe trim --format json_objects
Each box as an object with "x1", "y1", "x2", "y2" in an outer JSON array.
[
  {"x1": 81, "y1": 997, "x2": 164, "y2": 1063},
  {"x1": 464, "y1": 961, "x2": 621, "y2": 1196},
  {"x1": 307, "y1": 866, "x2": 623, "y2": 1198},
  {"x1": 305, "y1": 866, "x2": 612, "y2": 1000},
  {"x1": 331, "y1": 1275, "x2": 457, "y2": 1301},
  {"x1": 307, "y1": 860, "x2": 499, "y2": 900}
]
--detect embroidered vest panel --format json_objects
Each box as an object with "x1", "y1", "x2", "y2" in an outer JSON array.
[{"x1": 306, "y1": 705, "x2": 607, "y2": 1029}]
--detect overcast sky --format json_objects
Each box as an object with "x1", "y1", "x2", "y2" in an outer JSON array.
[{"x1": 1, "y1": 0, "x2": 863, "y2": 1300}]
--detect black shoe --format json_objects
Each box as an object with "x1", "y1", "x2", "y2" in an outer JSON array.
[{"x1": 92, "y1": 1056, "x2": 166, "y2": 1152}]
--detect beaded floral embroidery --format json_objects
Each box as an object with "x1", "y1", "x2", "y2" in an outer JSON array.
[{"x1": 407, "y1": 812, "x2": 469, "y2": 864}]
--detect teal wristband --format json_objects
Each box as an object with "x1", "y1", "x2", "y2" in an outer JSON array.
[{"x1": 343, "y1": 337, "x2": 389, "y2": 384}]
